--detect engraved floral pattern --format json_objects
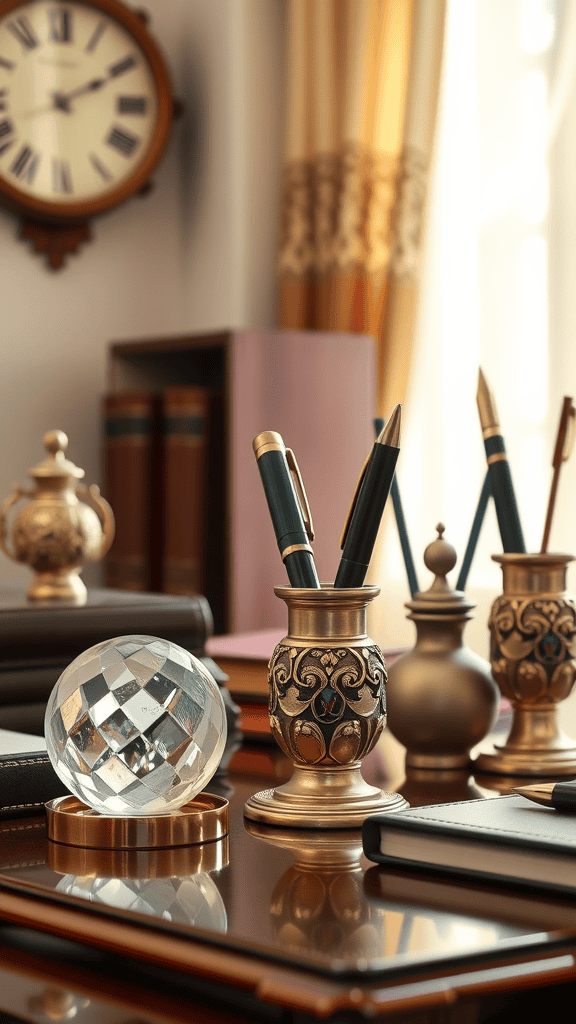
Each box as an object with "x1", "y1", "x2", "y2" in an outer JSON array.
[
  {"x1": 268, "y1": 643, "x2": 386, "y2": 766},
  {"x1": 489, "y1": 595, "x2": 576, "y2": 705}
]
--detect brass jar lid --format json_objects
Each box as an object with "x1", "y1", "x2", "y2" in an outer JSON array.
[
  {"x1": 407, "y1": 523, "x2": 474, "y2": 616},
  {"x1": 46, "y1": 793, "x2": 229, "y2": 850},
  {"x1": 30, "y1": 431, "x2": 85, "y2": 480}
]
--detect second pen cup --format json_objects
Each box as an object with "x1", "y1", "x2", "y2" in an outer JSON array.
[{"x1": 244, "y1": 584, "x2": 407, "y2": 828}]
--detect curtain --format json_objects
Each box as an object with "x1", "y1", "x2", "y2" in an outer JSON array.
[{"x1": 277, "y1": 0, "x2": 446, "y2": 416}]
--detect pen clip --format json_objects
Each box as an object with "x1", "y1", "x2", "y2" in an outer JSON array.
[
  {"x1": 285, "y1": 447, "x2": 315, "y2": 542},
  {"x1": 339, "y1": 453, "x2": 370, "y2": 550}
]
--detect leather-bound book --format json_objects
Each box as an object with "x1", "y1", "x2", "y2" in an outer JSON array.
[
  {"x1": 161, "y1": 386, "x2": 210, "y2": 597},
  {"x1": 0, "y1": 729, "x2": 68, "y2": 818},
  {"x1": 363, "y1": 795, "x2": 576, "y2": 895},
  {"x1": 102, "y1": 391, "x2": 162, "y2": 592}
]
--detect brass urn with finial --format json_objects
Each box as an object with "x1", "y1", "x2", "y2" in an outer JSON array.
[
  {"x1": 0, "y1": 430, "x2": 115, "y2": 604},
  {"x1": 386, "y1": 524, "x2": 499, "y2": 769}
]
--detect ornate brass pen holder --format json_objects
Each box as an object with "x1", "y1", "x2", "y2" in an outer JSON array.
[
  {"x1": 476, "y1": 553, "x2": 576, "y2": 776},
  {"x1": 244, "y1": 585, "x2": 407, "y2": 828}
]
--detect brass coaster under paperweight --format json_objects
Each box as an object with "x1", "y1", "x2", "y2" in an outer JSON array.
[
  {"x1": 476, "y1": 552, "x2": 576, "y2": 776},
  {"x1": 243, "y1": 584, "x2": 407, "y2": 828},
  {"x1": 44, "y1": 635, "x2": 229, "y2": 850}
]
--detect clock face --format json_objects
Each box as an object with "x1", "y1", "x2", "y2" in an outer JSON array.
[{"x1": 0, "y1": 0, "x2": 163, "y2": 208}]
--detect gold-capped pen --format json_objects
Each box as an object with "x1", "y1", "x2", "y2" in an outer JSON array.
[{"x1": 252, "y1": 430, "x2": 319, "y2": 589}]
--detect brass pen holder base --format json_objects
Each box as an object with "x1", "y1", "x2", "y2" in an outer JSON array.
[
  {"x1": 476, "y1": 708, "x2": 576, "y2": 776},
  {"x1": 244, "y1": 764, "x2": 406, "y2": 828},
  {"x1": 244, "y1": 585, "x2": 408, "y2": 829},
  {"x1": 476, "y1": 553, "x2": 576, "y2": 777}
]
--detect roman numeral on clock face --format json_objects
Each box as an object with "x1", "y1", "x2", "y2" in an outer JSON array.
[
  {"x1": 117, "y1": 96, "x2": 147, "y2": 115},
  {"x1": 7, "y1": 16, "x2": 38, "y2": 51},
  {"x1": 10, "y1": 144, "x2": 39, "y2": 183},
  {"x1": 52, "y1": 157, "x2": 73, "y2": 193},
  {"x1": 109, "y1": 55, "x2": 136, "y2": 78},
  {"x1": 85, "y1": 18, "x2": 106, "y2": 53},
  {"x1": 0, "y1": 57, "x2": 15, "y2": 71},
  {"x1": 106, "y1": 126, "x2": 139, "y2": 157},
  {"x1": 0, "y1": 116, "x2": 13, "y2": 157},
  {"x1": 48, "y1": 7, "x2": 72, "y2": 43}
]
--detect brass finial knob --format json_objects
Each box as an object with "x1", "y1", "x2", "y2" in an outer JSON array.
[
  {"x1": 44, "y1": 430, "x2": 68, "y2": 458},
  {"x1": 423, "y1": 523, "x2": 457, "y2": 581}
]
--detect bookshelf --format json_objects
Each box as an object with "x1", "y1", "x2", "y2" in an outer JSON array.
[{"x1": 105, "y1": 329, "x2": 376, "y2": 634}]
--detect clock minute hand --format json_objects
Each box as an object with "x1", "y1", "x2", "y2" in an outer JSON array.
[
  {"x1": 54, "y1": 59, "x2": 135, "y2": 112},
  {"x1": 53, "y1": 77, "x2": 107, "y2": 112}
]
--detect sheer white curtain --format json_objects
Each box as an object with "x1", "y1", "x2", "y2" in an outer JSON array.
[{"x1": 377, "y1": 0, "x2": 573, "y2": 660}]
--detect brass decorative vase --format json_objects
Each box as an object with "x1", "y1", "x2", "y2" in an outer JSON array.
[
  {"x1": 244, "y1": 585, "x2": 407, "y2": 828},
  {"x1": 386, "y1": 525, "x2": 499, "y2": 770},
  {"x1": 476, "y1": 553, "x2": 576, "y2": 776},
  {"x1": 0, "y1": 431, "x2": 115, "y2": 604}
]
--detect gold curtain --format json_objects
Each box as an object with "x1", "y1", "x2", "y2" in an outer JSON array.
[{"x1": 277, "y1": 0, "x2": 446, "y2": 416}]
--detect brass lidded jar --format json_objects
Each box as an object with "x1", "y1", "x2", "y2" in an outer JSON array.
[
  {"x1": 0, "y1": 431, "x2": 115, "y2": 603},
  {"x1": 386, "y1": 525, "x2": 499, "y2": 769}
]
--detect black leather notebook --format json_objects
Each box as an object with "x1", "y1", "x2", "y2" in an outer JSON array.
[
  {"x1": 363, "y1": 795, "x2": 576, "y2": 895},
  {"x1": 0, "y1": 729, "x2": 67, "y2": 818}
]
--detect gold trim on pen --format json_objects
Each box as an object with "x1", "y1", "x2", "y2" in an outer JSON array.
[
  {"x1": 482, "y1": 426, "x2": 501, "y2": 441},
  {"x1": 487, "y1": 452, "x2": 508, "y2": 465},
  {"x1": 340, "y1": 455, "x2": 369, "y2": 549},
  {"x1": 252, "y1": 430, "x2": 284, "y2": 459},
  {"x1": 282, "y1": 543, "x2": 314, "y2": 560},
  {"x1": 285, "y1": 447, "x2": 315, "y2": 542}
]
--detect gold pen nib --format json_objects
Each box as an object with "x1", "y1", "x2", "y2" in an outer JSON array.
[
  {"x1": 477, "y1": 368, "x2": 500, "y2": 434},
  {"x1": 512, "y1": 783, "x2": 555, "y2": 807},
  {"x1": 377, "y1": 404, "x2": 401, "y2": 448}
]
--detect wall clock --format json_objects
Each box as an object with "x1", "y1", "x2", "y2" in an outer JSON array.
[{"x1": 0, "y1": 0, "x2": 174, "y2": 267}]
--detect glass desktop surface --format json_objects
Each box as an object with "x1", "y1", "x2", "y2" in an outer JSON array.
[{"x1": 0, "y1": 756, "x2": 575, "y2": 986}]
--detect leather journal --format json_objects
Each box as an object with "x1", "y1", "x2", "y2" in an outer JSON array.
[
  {"x1": 363, "y1": 795, "x2": 576, "y2": 894},
  {"x1": 0, "y1": 730, "x2": 67, "y2": 818}
]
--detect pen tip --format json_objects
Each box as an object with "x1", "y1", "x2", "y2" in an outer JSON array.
[
  {"x1": 476, "y1": 368, "x2": 498, "y2": 429},
  {"x1": 377, "y1": 404, "x2": 401, "y2": 448}
]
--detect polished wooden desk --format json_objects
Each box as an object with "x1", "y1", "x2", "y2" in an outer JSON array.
[{"x1": 0, "y1": 741, "x2": 576, "y2": 1024}]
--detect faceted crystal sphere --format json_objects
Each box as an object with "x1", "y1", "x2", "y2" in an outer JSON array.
[{"x1": 45, "y1": 635, "x2": 227, "y2": 816}]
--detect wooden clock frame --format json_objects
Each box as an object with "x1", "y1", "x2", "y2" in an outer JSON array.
[{"x1": 0, "y1": 0, "x2": 174, "y2": 267}]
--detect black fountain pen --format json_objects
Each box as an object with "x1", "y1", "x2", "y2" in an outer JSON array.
[
  {"x1": 334, "y1": 405, "x2": 401, "y2": 589},
  {"x1": 513, "y1": 781, "x2": 576, "y2": 811},
  {"x1": 477, "y1": 368, "x2": 525, "y2": 553},
  {"x1": 253, "y1": 431, "x2": 320, "y2": 589}
]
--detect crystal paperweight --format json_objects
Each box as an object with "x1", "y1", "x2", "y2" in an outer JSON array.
[{"x1": 45, "y1": 635, "x2": 228, "y2": 833}]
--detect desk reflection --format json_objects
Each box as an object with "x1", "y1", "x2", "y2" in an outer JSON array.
[
  {"x1": 48, "y1": 839, "x2": 229, "y2": 932},
  {"x1": 243, "y1": 819, "x2": 531, "y2": 969}
]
